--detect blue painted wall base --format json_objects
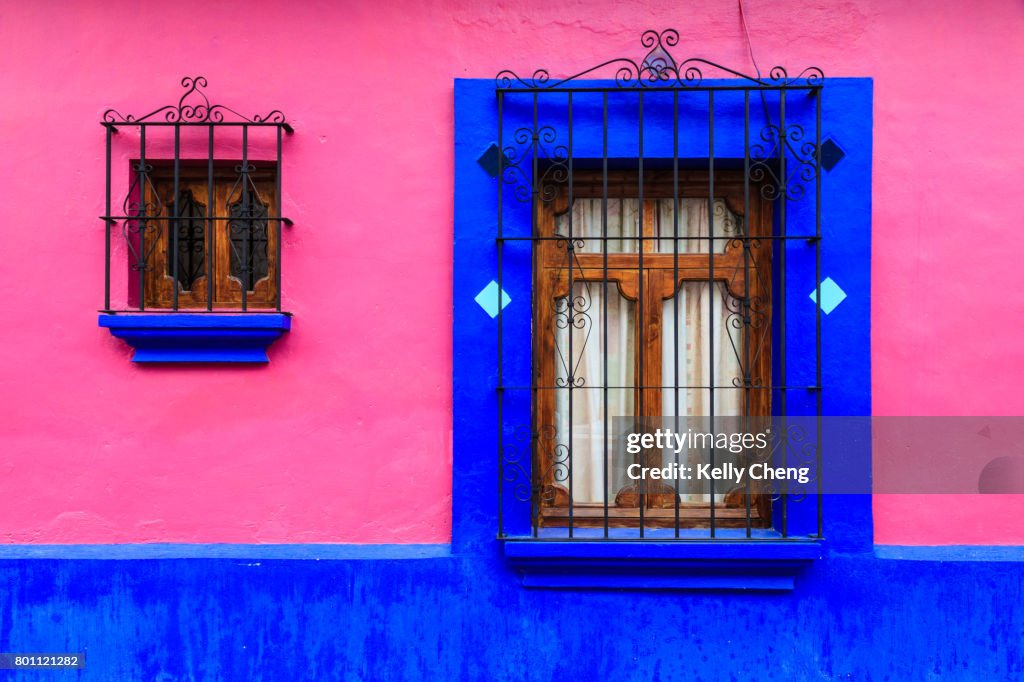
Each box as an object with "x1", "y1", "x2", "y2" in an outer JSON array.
[{"x1": 0, "y1": 547, "x2": 1021, "y2": 680}]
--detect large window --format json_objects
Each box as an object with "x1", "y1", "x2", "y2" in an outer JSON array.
[
  {"x1": 535, "y1": 171, "x2": 773, "y2": 529},
  {"x1": 491, "y1": 30, "x2": 828, "y2": 541}
]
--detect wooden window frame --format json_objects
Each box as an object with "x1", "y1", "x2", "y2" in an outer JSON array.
[
  {"x1": 534, "y1": 169, "x2": 773, "y2": 529},
  {"x1": 140, "y1": 164, "x2": 279, "y2": 309}
]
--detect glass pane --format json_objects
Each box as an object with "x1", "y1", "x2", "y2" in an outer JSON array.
[
  {"x1": 166, "y1": 189, "x2": 206, "y2": 292},
  {"x1": 655, "y1": 198, "x2": 739, "y2": 254},
  {"x1": 555, "y1": 199, "x2": 639, "y2": 254},
  {"x1": 554, "y1": 280, "x2": 635, "y2": 504}
]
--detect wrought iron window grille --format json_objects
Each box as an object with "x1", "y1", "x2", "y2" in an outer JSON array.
[
  {"x1": 494, "y1": 30, "x2": 825, "y2": 542},
  {"x1": 100, "y1": 76, "x2": 293, "y2": 314}
]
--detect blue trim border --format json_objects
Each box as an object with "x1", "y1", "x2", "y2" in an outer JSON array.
[
  {"x1": 0, "y1": 543, "x2": 1019, "y2": 564},
  {"x1": 453, "y1": 78, "x2": 875, "y2": 577},
  {"x1": 875, "y1": 545, "x2": 1024, "y2": 562},
  {"x1": 0, "y1": 543, "x2": 448, "y2": 560},
  {"x1": 98, "y1": 313, "x2": 291, "y2": 363}
]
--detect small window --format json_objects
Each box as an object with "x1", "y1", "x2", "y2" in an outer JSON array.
[
  {"x1": 99, "y1": 77, "x2": 293, "y2": 363},
  {"x1": 101, "y1": 76, "x2": 292, "y2": 315}
]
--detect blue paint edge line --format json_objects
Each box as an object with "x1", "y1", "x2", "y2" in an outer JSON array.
[
  {"x1": 0, "y1": 544, "x2": 451, "y2": 560},
  {"x1": 874, "y1": 545, "x2": 1024, "y2": 562},
  {"x1": 3, "y1": 544, "x2": 1015, "y2": 562}
]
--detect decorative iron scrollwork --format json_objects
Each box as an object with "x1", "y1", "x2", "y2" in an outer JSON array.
[
  {"x1": 749, "y1": 123, "x2": 819, "y2": 201},
  {"x1": 502, "y1": 126, "x2": 569, "y2": 203},
  {"x1": 102, "y1": 76, "x2": 289, "y2": 127},
  {"x1": 496, "y1": 29, "x2": 824, "y2": 90},
  {"x1": 227, "y1": 166, "x2": 270, "y2": 292},
  {"x1": 502, "y1": 425, "x2": 534, "y2": 503},
  {"x1": 721, "y1": 237, "x2": 773, "y2": 391},
  {"x1": 540, "y1": 423, "x2": 571, "y2": 504},
  {"x1": 502, "y1": 424, "x2": 571, "y2": 504},
  {"x1": 760, "y1": 422, "x2": 818, "y2": 501},
  {"x1": 122, "y1": 162, "x2": 163, "y2": 274},
  {"x1": 167, "y1": 189, "x2": 207, "y2": 291},
  {"x1": 553, "y1": 281, "x2": 594, "y2": 389}
]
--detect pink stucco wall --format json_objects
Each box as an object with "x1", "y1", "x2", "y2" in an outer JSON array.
[{"x1": 1, "y1": 0, "x2": 1022, "y2": 545}]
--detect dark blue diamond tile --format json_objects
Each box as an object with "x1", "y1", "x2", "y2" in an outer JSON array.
[
  {"x1": 819, "y1": 137, "x2": 846, "y2": 172},
  {"x1": 477, "y1": 143, "x2": 510, "y2": 178}
]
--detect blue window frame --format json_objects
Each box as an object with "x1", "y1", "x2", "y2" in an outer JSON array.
[{"x1": 454, "y1": 36, "x2": 872, "y2": 588}]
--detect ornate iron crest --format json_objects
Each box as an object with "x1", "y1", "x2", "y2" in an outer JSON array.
[
  {"x1": 102, "y1": 76, "x2": 290, "y2": 128},
  {"x1": 496, "y1": 29, "x2": 823, "y2": 90}
]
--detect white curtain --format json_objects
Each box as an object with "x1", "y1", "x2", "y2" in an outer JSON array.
[
  {"x1": 553, "y1": 198, "x2": 743, "y2": 504},
  {"x1": 558, "y1": 196, "x2": 736, "y2": 254},
  {"x1": 562, "y1": 198, "x2": 640, "y2": 254},
  {"x1": 656, "y1": 198, "x2": 737, "y2": 254}
]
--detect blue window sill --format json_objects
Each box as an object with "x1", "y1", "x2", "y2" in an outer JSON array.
[
  {"x1": 99, "y1": 313, "x2": 291, "y2": 363},
  {"x1": 504, "y1": 539, "x2": 821, "y2": 591}
]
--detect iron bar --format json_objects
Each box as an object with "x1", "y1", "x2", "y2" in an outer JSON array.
[
  {"x1": 103, "y1": 122, "x2": 289, "y2": 128},
  {"x1": 497, "y1": 235, "x2": 814, "y2": 242},
  {"x1": 637, "y1": 90, "x2": 645, "y2": 538},
  {"x1": 499, "y1": 384, "x2": 819, "y2": 391},
  {"x1": 207, "y1": 126, "x2": 215, "y2": 310},
  {"x1": 104, "y1": 126, "x2": 112, "y2": 311},
  {"x1": 497, "y1": 86, "x2": 820, "y2": 95},
  {"x1": 530, "y1": 92, "x2": 539, "y2": 539},
  {"x1": 276, "y1": 126, "x2": 284, "y2": 312},
  {"x1": 502, "y1": 536, "x2": 819, "y2": 543},
  {"x1": 780, "y1": 90, "x2": 788, "y2": 538},
  {"x1": 102, "y1": 214, "x2": 290, "y2": 222},
  {"x1": 567, "y1": 92, "x2": 575, "y2": 538},
  {"x1": 137, "y1": 126, "x2": 146, "y2": 312},
  {"x1": 815, "y1": 88, "x2": 823, "y2": 539},
  {"x1": 708, "y1": 89, "x2": 716, "y2": 538},
  {"x1": 602, "y1": 92, "x2": 610, "y2": 539},
  {"x1": 497, "y1": 89, "x2": 505, "y2": 538},
  {"x1": 743, "y1": 90, "x2": 753, "y2": 537},
  {"x1": 241, "y1": 125, "x2": 249, "y2": 311},
  {"x1": 672, "y1": 90, "x2": 680, "y2": 538},
  {"x1": 172, "y1": 125, "x2": 181, "y2": 310}
]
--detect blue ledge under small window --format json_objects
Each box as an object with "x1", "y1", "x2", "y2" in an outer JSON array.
[{"x1": 99, "y1": 313, "x2": 290, "y2": 363}]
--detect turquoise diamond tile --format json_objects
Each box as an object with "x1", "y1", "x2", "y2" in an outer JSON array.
[
  {"x1": 809, "y1": 277, "x2": 847, "y2": 315},
  {"x1": 475, "y1": 280, "x2": 511, "y2": 318}
]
